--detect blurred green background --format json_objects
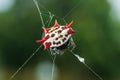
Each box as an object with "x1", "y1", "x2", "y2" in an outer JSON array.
[{"x1": 0, "y1": 0, "x2": 120, "y2": 80}]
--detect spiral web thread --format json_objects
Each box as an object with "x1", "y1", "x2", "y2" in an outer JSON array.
[{"x1": 8, "y1": 0, "x2": 103, "y2": 80}]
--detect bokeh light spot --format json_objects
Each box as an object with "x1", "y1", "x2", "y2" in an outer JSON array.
[
  {"x1": 0, "y1": 0, "x2": 15, "y2": 13},
  {"x1": 108, "y1": 0, "x2": 120, "y2": 20}
]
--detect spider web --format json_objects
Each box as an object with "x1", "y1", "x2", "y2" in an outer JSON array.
[{"x1": 8, "y1": 0, "x2": 103, "y2": 80}]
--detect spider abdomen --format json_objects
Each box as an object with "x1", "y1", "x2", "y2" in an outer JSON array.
[{"x1": 37, "y1": 20, "x2": 75, "y2": 50}]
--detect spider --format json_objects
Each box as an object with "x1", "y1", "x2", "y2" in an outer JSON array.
[{"x1": 36, "y1": 20, "x2": 76, "y2": 55}]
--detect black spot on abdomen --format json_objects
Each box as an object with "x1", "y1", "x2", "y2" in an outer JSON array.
[{"x1": 56, "y1": 39, "x2": 70, "y2": 50}]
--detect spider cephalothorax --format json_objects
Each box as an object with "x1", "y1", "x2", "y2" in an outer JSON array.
[{"x1": 37, "y1": 20, "x2": 75, "y2": 51}]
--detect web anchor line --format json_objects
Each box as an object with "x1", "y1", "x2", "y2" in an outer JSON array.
[
  {"x1": 51, "y1": 55, "x2": 56, "y2": 80},
  {"x1": 33, "y1": 0, "x2": 45, "y2": 27},
  {"x1": 47, "y1": 12, "x2": 54, "y2": 27},
  {"x1": 70, "y1": 51, "x2": 103, "y2": 80},
  {"x1": 62, "y1": 0, "x2": 81, "y2": 24},
  {"x1": 8, "y1": 45, "x2": 42, "y2": 80}
]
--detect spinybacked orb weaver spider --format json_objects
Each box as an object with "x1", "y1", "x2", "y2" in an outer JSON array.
[{"x1": 36, "y1": 20, "x2": 76, "y2": 55}]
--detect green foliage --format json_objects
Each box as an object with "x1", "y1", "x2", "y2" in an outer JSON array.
[{"x1": 0, "y1": 0, "x2": 120, "y2": 80}]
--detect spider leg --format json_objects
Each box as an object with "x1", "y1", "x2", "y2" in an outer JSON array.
[
  {"x1": 50, "y1": 48, "x2": 64, "y2": 55},
  {"x1": 68, "y1": 38, "x2": 76, "y2": 52},
  {"x1": 68, "y1": 38, "x2": 85, "y2": 63},
  {"x1": 50, "y1": 48, "x2": 56, "y2": 55}
]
